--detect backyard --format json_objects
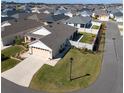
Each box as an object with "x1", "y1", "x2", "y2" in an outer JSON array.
[
  {"x1": 1, "y1": 45, "x2": 26, "y2": 72},
  {"x1": 91, "y1": 25, "x2": 100, "y2": 29},
  {"x1": 29, "y1": 28, "x2": 105, "y2": 93},
  {"x1": 79, "y1": 32, "x2": 96, "y2": 44}
]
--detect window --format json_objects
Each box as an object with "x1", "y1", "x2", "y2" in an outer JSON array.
[
  {"x1": 74, "y1": 24, "x2": 77, "y2": 27},
  {"x1": 80, "y1": 24, "x2": 85, "y2": 28}
]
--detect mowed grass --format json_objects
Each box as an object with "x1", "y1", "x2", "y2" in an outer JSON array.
[
  {"x1": 1, "y1": 45, "x2": 24, "y2": 57},
  {"x1": 1, "y1": 45, "x2": 25, "y2": 72},
  {"x1": 29, "y1": 29, "x2": 105, "y2": 93},
  {"x1": 1, "y1": 59, "x2": 20, "y2": 72},
  {"x1": 79, "y1": 32, "x2": 96, "y2": 44},
  {"x1": 92, "y1": 25, "x2": 100, "y2": 29}
]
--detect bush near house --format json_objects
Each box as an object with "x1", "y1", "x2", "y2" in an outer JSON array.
[{"x1": 14, "y1": 36, "x2": 23, "y2": 45}]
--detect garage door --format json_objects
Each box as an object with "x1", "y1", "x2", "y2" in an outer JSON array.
[{"x1": 31, "y1": 47, "x2": 51, "y2": 60}]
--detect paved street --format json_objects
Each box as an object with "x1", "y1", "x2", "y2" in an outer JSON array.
[{"x1": 1, "y1": 21, "x2": 123, "y2": 93}]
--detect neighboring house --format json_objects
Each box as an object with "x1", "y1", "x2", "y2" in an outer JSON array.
[
  {"x1": 24, "y1": 22, "x2": 77, "y2": 59},
  {"x1": 1, "y1": 18, "x2": 42, "y2": 47},
  {"x1": 11, "y1": 13, "x2": 33, "y2": 19},
  {"x1": 109, "y1": 9, "x2": 123, "y2": 22},
  {"x1": 43, "y1": 9, "x2": 55, "y2": 14},
  {"x1": 76, "y1": 7, "x2": 92, "y2": 17},
  {"x1": 44, "y1": 14, "x2": 69, "y2": 24},
  {"x1": 1, "y1": 16, "x2": 15, "y2": 23},
  {"x1": 92, "y1": 9, "x2": 109, "y2": 21},
  {"x1": 31, "y1": 7, "x2": 40, "y2": 13},
  {"x1": 54, "y1": 6, "x2": 73, "y2": 17},
  {"x1": 27, "y1": 13, "x2": 50, "y2": 25},
  {"x1": 77, "y1": 11, "x2": 92, "y2": 17},
  {"x1": 64, "y1": 16, "x2": 92, "y2": 29},
  {"x1": 1, "y1": 8, "x2": 17, "y2": 17}
]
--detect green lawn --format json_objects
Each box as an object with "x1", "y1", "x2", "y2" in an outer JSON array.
[
  {"x1": 1, "y1": 45, "x2": 25, "y2": 57},
  {"x1": 92, "y1": 25, "x2": 100, "y2": 29},
  {"x1": 1, "y1": 45, "x2": 25, "y2": 72},
  {"x1": 79, "y1": 32, "x2": 96, "y2": 44},
  {"x1": 29, "y1": 28, "x2": 105, "y2": 93},
  {"x1": 1, "y1": 59, "x2": 20, "y2": 72},
  {"x1": 29, "y1": 27, "x2": 105, "y2": 93}
]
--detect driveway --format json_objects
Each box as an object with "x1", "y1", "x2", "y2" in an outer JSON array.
[
  {"x1": 1, "y1": 21, "x2": 123, "y2": 93},
  {"x1": 1, "y1": 55, "x2": 59, "y2": 87}
]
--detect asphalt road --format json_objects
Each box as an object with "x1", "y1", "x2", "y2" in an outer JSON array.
[{"x1": 1, "y1": 21, "x2": 123, "y2": 93}]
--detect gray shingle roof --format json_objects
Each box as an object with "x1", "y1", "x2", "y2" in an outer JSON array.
[
  {"x1": 93, "y1": 9, "x2": 108, "y2": 16},
  {"x1": 45, "y1": 14, "x2": 69, "y2": 22},
  {"x1": 39, "y1": 22, "x2": 76, "y2": 51},
  {"x1": 2, "y1": 19, "x2": 42, "y2": 38},
  {"x1": 113, "y1": 11, "x2": 123, "y2": 17},
  {"x1": 27, "y1": 13, "x2": 49, "y2": 22},
  {"x1": 65, "y1": 16, "x2": 91, "y2": 24}
]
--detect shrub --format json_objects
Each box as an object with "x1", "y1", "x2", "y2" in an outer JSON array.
[
  {"x1": 14, "y1": 36, "x2": 23, "y2": 45},
  {"x1": 1, "y1": 54, "x2": 9, "y2": 61}
]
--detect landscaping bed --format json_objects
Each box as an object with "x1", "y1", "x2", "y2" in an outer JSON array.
[
  {"x1": 29, "y1": 29, "x2": 105, "y2": 93},
  {"x1": 79, "y1": 32, "x2": 96, "y2": 44}
]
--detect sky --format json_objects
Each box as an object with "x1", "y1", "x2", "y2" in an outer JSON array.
[{"x1": 1, "y1": 0, "x2": 123, "y2": 4}]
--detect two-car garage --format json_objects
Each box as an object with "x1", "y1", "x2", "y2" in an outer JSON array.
[{"x1": 29, "y1": 41, "x2": 52, "y2": 60}]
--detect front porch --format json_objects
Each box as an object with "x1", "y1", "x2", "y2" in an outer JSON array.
[{"x1": 24, "y1": 36, "x2": 36, "y2": 43}]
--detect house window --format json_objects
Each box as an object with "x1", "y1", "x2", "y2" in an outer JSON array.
[
  {"x1": 74, "y1": 24, "x2": 77, "y2": 27},
  {"x1": 80, "y1": 24, "x2": 85, "y2": 28}
]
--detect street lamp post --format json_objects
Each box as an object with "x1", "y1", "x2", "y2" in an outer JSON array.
[{"x1": 70, "y1": 57, "x2": 73, "y2": 81}]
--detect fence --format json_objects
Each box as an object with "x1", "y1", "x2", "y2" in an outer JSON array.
[{"x1": 69, "y1": 40, "x2": 93, "y2": 50}]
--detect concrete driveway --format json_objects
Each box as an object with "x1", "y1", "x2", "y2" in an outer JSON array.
[{"x1": 1, "y1": 55, "x2": 60, "y2": 87}]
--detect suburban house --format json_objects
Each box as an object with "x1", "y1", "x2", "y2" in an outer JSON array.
[
  {"x1": 26, "y1": 13, "x2": 49, "y2": 25},
  {"x1": 2, "y1": 8, "x2": 18, "y2": 17},
  {"x1": 109, "y1": 9, "x2": 123, "y2": 22},
  {"x1": 43, "y1": 9, "x2": 55, "y2": 14},
  {"x1": 44, "y1": 14, "x2": 70, "y2": 24},
  {"x1": 31, "y1": 7, "x2": 40, "y2": 13},
  {"x1": 54, "y1": 6, "x2": 73, "y2": 17},
  {"x1": 1, "y1": 18, "x2": 42, "y2": 47},
  {"x1": 76, "y1": 7, "x2": 92, "y2": 17},
  {"x1": 1, "y1": 16, "x2": 15, "y2": 23},
  {"x1": 24, "y1": 22, "x2": 77, "y2": 59},
  {"x1": 11, "y1": 13, "x2": 33, "y2": 19},
  {"x1": 92, "y1": 9, "x2": 109, "y2": 21},
  {"x1": 64, "y1": 16, "x2": 92, "y2": 29}
]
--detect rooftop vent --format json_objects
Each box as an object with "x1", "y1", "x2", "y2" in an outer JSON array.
[{"x1": 57, "y1": 22, "x2": 60, "y2": 24}]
